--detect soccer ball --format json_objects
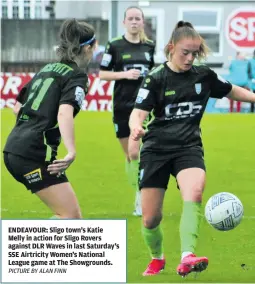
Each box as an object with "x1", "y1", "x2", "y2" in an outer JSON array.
[{"x1": 205, "y1": 192, "x2": 244, "y2": 231}]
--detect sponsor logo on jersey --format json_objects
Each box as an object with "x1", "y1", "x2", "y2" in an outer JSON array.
[
  {"x1": 122, "y1": 54, "x2": 131, "y2": 59},
  {"x1": 124, "y1": 64, "x2": 149, "y2": 77},
  {"x1": 195, "y1": 83, "x2": 202, "y2": 94},
  {"x1": 165, "y1": 90, "x2": 175, "y2": 96},
  {"x1": 101, "y1": 53, "x2": 112, "y2": 67},
  {"x1": 165, "y1": 101, "x2": 203, "y2": 120},
  {"x1": 136, "y1": 88, "x2": 149, "y2": 103},
  {"x1": 75, "y1": 86, "x2": 85, "y2": 108}
]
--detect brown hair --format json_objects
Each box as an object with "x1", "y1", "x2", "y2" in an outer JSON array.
[
  {"x1": 124, "y1": 6, "x2": 149, "y2": 43},
  {"x1": 57, "y1": 19, "x2": 96, "y2": 61},
  {"x1": 164, "y1": 21, "x2": 210, "y2": 61}
]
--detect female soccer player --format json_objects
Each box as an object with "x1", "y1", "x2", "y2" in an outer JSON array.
[
  {"x1": 99, "y1": 6, "x2": 155, "y2": 216},
  {"x1": 129, "y1": 21, "x2": 255, "y2": 277},
  {"x1": 3, "y1": 19, "x2": 97, "y2": 219}
]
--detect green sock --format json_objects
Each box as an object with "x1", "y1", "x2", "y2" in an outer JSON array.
[
  {"x1": 179, "y1": 201, "x2": 202, "y2": 253},
  {"x1": 130, "y1": 159, "x2": 139, "y2": 190},
  {"x1": 142, "y1": 225, "x2": 164, "y2": 258}
]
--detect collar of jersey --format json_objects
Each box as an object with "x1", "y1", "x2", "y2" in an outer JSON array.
[
  {"x1": 164, "y1": 61, "x2": 198, "y2": 75},
  {"x1": 122, "y1": 35, "x2": 141, "y2": 45}
]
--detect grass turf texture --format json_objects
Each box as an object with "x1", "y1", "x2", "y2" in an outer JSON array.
[{"x1": 1, "y1": 109, "x2": 255, "y2": 282}]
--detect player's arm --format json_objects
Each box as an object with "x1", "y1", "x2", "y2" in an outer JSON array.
[
  {"x1": 99, "y1": 41, "x2": 140, "y2": 81},
  {"x1": 48, "y1": 104, "x2": 76, "y2": 176},
  {"x1": 227, "y1": 85, "x2": 255, "y2": 102},
  {"x1": 99, "y1": 69, "x2": 140, "y2": 81},
  {"x1": 48, "y1": 73, "x2": 87, "y2": 175},
  {"x1": 58, "y1": 104, "x2": 76, "y2": 157},
  {"x1": 13, "y1": 102, "x2": 22, "y2": 116},
  {"x1": 129, "y1": 75, "x2": 157, "y2": 141},
  {"x1": 129, "y1": 109, "x2": 149, "y2": 141}
]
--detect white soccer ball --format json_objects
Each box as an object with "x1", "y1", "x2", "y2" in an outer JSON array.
[{"x1": 205, "y1": 192, "x2": 244, "y2": 231}]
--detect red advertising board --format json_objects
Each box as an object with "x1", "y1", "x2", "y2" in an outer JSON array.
[
  {"x1": 0, "y1": 73, "x2": 252, "y2": 113},
  {"x1": 0, "y1": 73, "x2": 114, "y2": 111},
  {"x1": 226, "y1": 7, "x2": 255, "y2": 52}
]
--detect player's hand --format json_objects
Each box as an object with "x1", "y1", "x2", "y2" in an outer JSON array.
[
  {"x1": 126, "y1": 69, "x2": 141, "y2": 80},
  {"x1": 130, "y1": 126, "x2": 145, "y2": 141},
  {"x1": 47, "y1": 152, "x2": 76, "y2": 176}
]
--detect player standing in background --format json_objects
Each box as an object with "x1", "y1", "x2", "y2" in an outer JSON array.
[
  {"x1": 99, "y1": 6, "x2": 155, "y2": 216},
  {"x1": 3, "y1": 19, "x2": 97, "y2": 219},
  {"x1": 129, "y1": 21, "x2": 255, "y2": 277}
]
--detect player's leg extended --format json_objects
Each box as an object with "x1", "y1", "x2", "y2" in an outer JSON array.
[
  {"x1": 142, "y1": 187, "x2": 165, "y2": 276},
  {"x1": 128, "y1": 136, "x2": 141, "y2": 216},
  {"x1": 119, "y1": 136, "x2": 141, "y2": 216},
  {"x1": 36, "y1": 183, "x2": 82, "y2": 219},
  {"x1": 176, "y1": 168, "x2": 208, "y2": 276}
]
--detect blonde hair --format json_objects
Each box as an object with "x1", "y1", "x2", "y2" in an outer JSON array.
[
  {"x1": 57, "y1": 19, "x2": 96, "y2": 61},
  {"x1": 124, "y1": 6, "x2": 149, "y2": 43},
  {"x1": 164, "y1": 21, "x2": 210, "y2": 61}
]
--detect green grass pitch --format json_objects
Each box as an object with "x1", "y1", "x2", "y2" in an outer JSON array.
[{"x1": 1, "y1": 109, "x2": 255, "y2": 282}]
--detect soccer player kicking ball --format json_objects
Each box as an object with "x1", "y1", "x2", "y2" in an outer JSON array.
[
  {"x1": 129, "y1": 21, "x2": 255, "y2": 277},
  {"x1": 3, "y1": 19, "x2": 97, "y2": 219}
]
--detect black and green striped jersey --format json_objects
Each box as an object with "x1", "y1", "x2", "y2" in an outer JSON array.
[
  {"x1": 134, "y1": 62, "x2": 232, "y2": 158},
  {"x1": 100, "y1": 35, "x2": 155, "y2": 122},
  {"x1": 4, "y1": 61, "x2": 88, "y2": 162}
]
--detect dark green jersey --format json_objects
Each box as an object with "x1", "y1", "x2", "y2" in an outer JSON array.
[
  {"x1": 4, "y1": 61, "x2": 88, "y2": 162},
  {"x1": 134, "y1": 63, "x2": 232, "y2": 158},
  {"x1": 100, "y1": 35, "x2": 155, "y2": 121}
]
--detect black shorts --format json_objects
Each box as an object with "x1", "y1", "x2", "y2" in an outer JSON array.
[
  {"x1": 139, "y1": 147, "x2": 206, "y2": 190},
  {"x1": 113, "y1": 120, "x2": 130, "y2": 139},
  {"x1": 3, "y1": 152, "x2": 68, "y2": 194}
]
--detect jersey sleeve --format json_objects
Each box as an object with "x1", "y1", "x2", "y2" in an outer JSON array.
[
  {"x1": 208, "y1": 68, "x2": 232, "y2": 99},
  {"x1": 134, "y1": 75, "x2": 157, "y2": 112},
  {"x1": 60, "y1": 72, "x2": 88, "y2": 113},
  {"x1": 16, "y1": 82, "x2": 30, "y2": 104},
  {"x1": 100, "y1": 41, "x2": 115, "y2": 71}
]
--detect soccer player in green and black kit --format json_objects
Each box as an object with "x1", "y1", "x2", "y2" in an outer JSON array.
[
  {"x1": 129, "y1": 21, "x2": 255, "y2": 277},
  {"x1": 3, "y1": 19, "x2": 97, "y2": 219},
  {"x1": 99, "y1": 6, "x2": 155, "y2": 216}
]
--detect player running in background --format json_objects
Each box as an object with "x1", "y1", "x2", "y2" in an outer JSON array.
[
  {"x1": 99, "y1": 6, "x2": 155, "y2": 216},
  {"x1": 129, "y1": 21, "x2": 255, "y2": 277},
  {"x1": 3, "y1": 19, "x2": 97, "y2": 219}
]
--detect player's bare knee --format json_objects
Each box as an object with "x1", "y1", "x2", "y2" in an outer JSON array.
[
  {"x1": 143, "y1": 214, "x2": 162, "y2": 229},
  {"x1": 190, "y1": 186, "x2": 204, "y2": 202}
]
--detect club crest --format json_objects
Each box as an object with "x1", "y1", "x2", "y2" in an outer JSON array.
[{"x1": 195, "y1": 83, "x2": 202, "y2": 94}]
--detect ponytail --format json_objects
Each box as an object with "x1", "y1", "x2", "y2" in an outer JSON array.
[
  {"x1": 164, "y1": 20, "x2": 210, "y2": 61},
  {"x1": 57, "y1": 18, "x2": 95, "y2": 61}
]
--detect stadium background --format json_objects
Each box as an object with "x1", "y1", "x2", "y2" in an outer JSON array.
[{"x1": 1, "y1": 0, "x2": 255, "y2": 283}]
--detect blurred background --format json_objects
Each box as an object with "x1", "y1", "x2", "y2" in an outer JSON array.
[{"x1": 1, "y1": 0, "x2": 255, "y2": 111}]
